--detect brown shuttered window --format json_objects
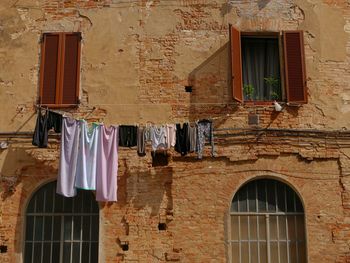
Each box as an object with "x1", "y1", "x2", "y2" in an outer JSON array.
[
  {"x1": 40, "y1": 34, "x2": 59, "y2": 105},
  {"x1": 283, "y1": 31, "x2": 307, "y2": 104},
  {"x1": 39, "y1": 32, "x2": 81, "y2": 107},
  {"x1": 230, "y1": 25, "x2": 243, "y2": 102},
  {"x1": 230, "y1": 27, "x2": 307, "y2": 104}
]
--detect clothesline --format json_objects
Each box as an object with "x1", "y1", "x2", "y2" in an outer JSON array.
[
  {"x1": 34, "y1": 104, "x2": 237, "y2": 127},
  {"x1": 35, "y1": 104, "x2": 221, "y2": 127},
  {"x1": 33, "y1": 108, "x2": 216, "y2": 202}
]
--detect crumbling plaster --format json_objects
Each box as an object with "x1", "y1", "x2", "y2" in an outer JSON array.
[
  {"x1": 0, "y1": 0, "x2": 349, "y2": 130},
  {"x1": 2, "y1": 1, "x2": 350, "y2": 262}
]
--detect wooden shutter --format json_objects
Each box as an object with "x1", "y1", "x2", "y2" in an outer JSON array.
[
  {"x1": 40, "y1": 34, "x2": 59, "y2": 105},
  {"x1": 61, "y1": 33, "x2": 81, "y2": 105},
  {"x1": 283, "y1": 31, "x2": 307, "y2": 103},
  {"x1": 230, "y1": 25, "x2": 243, "y2": 102}
]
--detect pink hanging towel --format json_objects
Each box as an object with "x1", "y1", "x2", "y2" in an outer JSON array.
[
  {"x1": 96, "y1": 125, "x2": 118, "y2": 202},
  {"x1": 57, "y1": 117, "x2": 80, "y2": 197}
]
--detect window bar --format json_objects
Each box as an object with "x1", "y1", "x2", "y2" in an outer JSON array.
[
  {"x1": 265, "y1": 181, "x2": 268, "y2": 212},
  {"x1": 31, "y1": 195, "x2": 37, "y2": 263},
  {"x1": 89, "y1": 214, "x2": 92, "y2": 263},
  {"x1": 295, "y1": 215, "x2": 299, "y2": 263},
  {"x1": 70, "y1": 215, "x2": 73, "y2": 263},
  {"x1": 59, "y1": 215, "x2": 64, "y2": 263},
  {"x1": 275, "y1": 182, "x2": 281, "y2": 263},
  {"x1": 266, "y1": 215, "x2": 271, "y2": 263},
  {"x1": 276, "y1": 215, "x2": 281, "y2": 263},
  {"x1": 238, "y1": 216, "x2": 241, "y2": 263},
  {"x1": 237, "y1": 192, "x2": 241, "y2": 263},
  {"x1": 41, "y1": 189, "x2": 47, "y2": 263},
  {"x1": 246, "y1": 187, "x2": 251, "y2": 263},
  {"x1": 256, "y1": 182, "x2": 260, "y2": 263},
  {"x1": 79, "y1": 215, "x2": 83, "y2": 263},
  {"x1": 293, "y1": 193, "x2": 299, "y2": 263},
  {"x1": 284, "y1": 187, "x2": 290, "y2": 263},
  {"x1": 264, "y1": 183, "x2": 270, "y2": 263},
  {"x1": 50, "y1": 185, "x2": 56, "y2": 263},
  {"x1": 50, "y1": 215, "x2": 54, "y2": 263}
]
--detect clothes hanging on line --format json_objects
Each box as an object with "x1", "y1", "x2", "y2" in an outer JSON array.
[
  {"x1": 137, "y1": 126, "x2": 146, "y2": 156},
  {"x1": 56, "y1": 117, "x2": 80, "y2": 197},
  {"x1": 175, "y1": 123, "x2": 190, "y2": 156},
  {"x1": 96, "y1": 125, "x2": 119, "y2": 202},
  {"x1": 47, "y1": 111, "x2": 63, "y2": 133},
  {"x1": 32, "y1": 109, "x2": 49, "y2": 148},
  {"x1": 166, "y1": 124, "x2": 177, "y2": 149},
  {"x1": 33, "y1": 110, "x2": 63, "y2": 148},
  {"x1": 150, "y1": 125, "x2": 167, "y2": 151},
  {"x1": 75, "y1": 120, "x2": 100, "y2": 190},
  {"x1": 197, "y1": 119, "x2": 215, "y2": 159},
  {"x1": 119, "y1": 125, "x2": 137, "y2": 147},
  {"x1": 188, "y1": 123, "x2": 197, "y2": 153}
]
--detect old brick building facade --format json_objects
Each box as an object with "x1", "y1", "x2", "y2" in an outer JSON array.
[{"x1": 1, "y1": 0, "x2": 350, "y2": 262}]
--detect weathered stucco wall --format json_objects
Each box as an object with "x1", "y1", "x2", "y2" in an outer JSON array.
[
  {"x1": 0, "y1": 0, "x2": 349, "y2": 129},
  {"x1": 1, "y1": 0, "x2": 350, "y2": 262}
]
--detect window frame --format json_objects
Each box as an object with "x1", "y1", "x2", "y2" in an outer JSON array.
[
  {"x1": 23, "y1": 180, "x2": 100, "y2": 263},
  {"x1": 227, "y1": 179, "x2": 307, "y2": 263},
  {"x1": 39, "y1": 32, "x2": 81, "y2": 108},
  {"x1": 240, "y1": 32, "x2": 285, "y2": 103},
  {"x1": 230, "y1": 25, "x2": 307, "y2": 105}
]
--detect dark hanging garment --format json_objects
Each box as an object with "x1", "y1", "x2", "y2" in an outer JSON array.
[
  {"x1": 175, "y1": 123, "x2": 190, "y2": 156},
  {"x1": 32, "y1": 109, "x2": 49, "y2": 148},
  {"x1": 119, "y1": 125, "x2": 137, "y2": 147},
  {"x1": 47, "y1": 111, "x2": 63, "y2": 133},
  {"x1": 137, "y1": 126, "x2": 146, "y2": 156}
]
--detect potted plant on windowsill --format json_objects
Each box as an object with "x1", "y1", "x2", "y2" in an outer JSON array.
[
  {"x1": 243, "y1": 84, "x2": 254, "y2": 104},
  {"x1": 264, "y1": 76, "x2": 281, "y2": 103}
]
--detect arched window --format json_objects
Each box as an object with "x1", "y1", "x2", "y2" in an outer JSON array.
[
  {"x1": 229, "y1": 179, "x2": 306, "y2": 263},
  {"x1": 24, "y1": 181, "x2": 99, "y2": 263}
]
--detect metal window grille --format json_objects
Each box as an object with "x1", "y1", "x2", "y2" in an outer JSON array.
[
  {"x1": 24, "y1": 181, "x2": 99, "y2": 263},
  {"x1": 229, "y1": 179, "x2": 306, "y2": 263}
]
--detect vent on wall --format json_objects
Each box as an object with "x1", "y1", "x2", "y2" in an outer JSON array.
[
  {"x1": 0, "y1": 245, "x2": 7, "y2": 253},
  {"x1": 248, "y1": 114, "x2": 259, "y2": 126}
]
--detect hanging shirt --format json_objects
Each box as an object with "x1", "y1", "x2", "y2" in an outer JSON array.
[
  {"x1": 197, "y1": 119, "x2": 215, "y2": 159},
  {"x1": 175, "y1": 123, "x2": 190, "y2": 156},
  {"x1": 150, "y1": 126, "x2": 167, "y2": 151},
  {"x1": 137, "y1": 126, "x2": 146, "y2": 156},
  {"x1": 144, "y1": 126, "x2": 151, "y2": 142},
  {"x1": 188, "y1": 123, "x2": 197, "y2": 153},
  {"x1": 32, "y1": 109, "x2": 49, "y2": 148},
  {"x1": 75, "y1": 121, "x2": 100, "y2": 190},
  {"x1": 119, "y1": 125, "x2": 137, "y2": 147},
  {"x1": 96, "y1": 125, "x2": 118, "y2": 202},
  {"x1": 47, "y1": 111, "x2": 63, "y2": 133},
  {"x1": 165, "y1": 124, "x2": 176, "y2": 149},
  {"x1": 57, "y1": 117, "x2": 80, "y2": 197}
]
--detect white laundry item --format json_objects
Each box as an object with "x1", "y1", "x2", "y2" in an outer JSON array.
[
  {"x1": 75, "y1": 120, "x2": 100, "y2": 190},
  {"x1": 57, "y1": 117, "x2": 80, "y2": 197},
  {"x1": 165, "y1": 124, "x2": 176, "y2": 149},
  {"x1": 150, "y1": 126, "x2": 167, "y2": 151}
]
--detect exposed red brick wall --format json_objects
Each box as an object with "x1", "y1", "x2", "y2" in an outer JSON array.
[{"x1": 1, "y1": 0, "x2": 350, "y2": 262}]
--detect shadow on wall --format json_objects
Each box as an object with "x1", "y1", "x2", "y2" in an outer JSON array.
[
  {"x1": 115, "y1": 158, "x2": 173, "y2": 217},
  {"x1": 131, "y1": 168, "x2": 173, "y2": 217},
  {"x1": 257, "y1": 0, "x2": 272, "y2": 10},
  {"x1": 0, "y1": 146, "x2": 58, "y2": 256},
  {"x1": 0, "y1": 146, "x2": 41, "y2": 200},
  {"x1": 188, "y1": 42, "x2": 238, "y2": 124}
]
